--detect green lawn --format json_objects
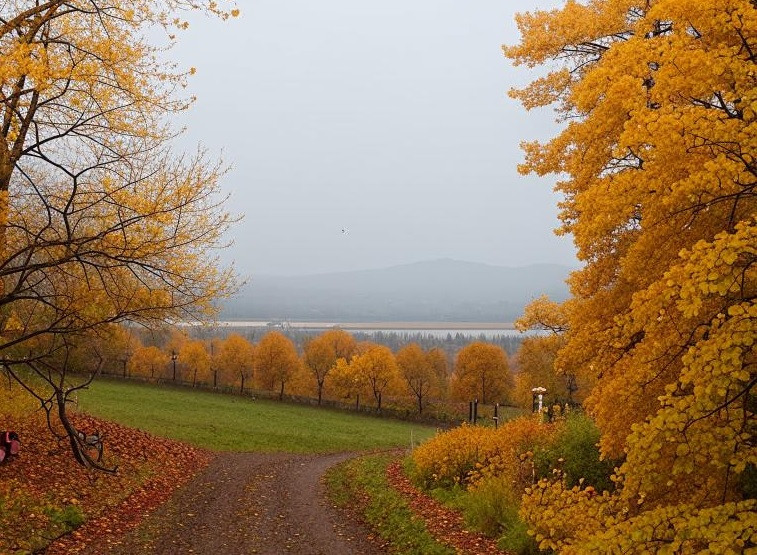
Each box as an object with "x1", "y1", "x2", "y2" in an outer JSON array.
[{"x1": 77, "y1": 379, "x2": 437, "y2": 453}]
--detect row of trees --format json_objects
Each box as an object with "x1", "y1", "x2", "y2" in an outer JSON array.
[
  {"x1": 188, "y1": 324, "x2": 525, "y2": 362},
  {"x1": 120, "y1": 327, "x2": 520, "y2": 414}
]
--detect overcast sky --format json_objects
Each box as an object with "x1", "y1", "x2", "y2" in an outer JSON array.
[{"x1": 172, "y1": 0, "x2": 573, "y2": 277}]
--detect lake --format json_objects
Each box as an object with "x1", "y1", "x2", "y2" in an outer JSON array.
[{"x1": 185, "y1": 320, "x2": 532, "y2": 339}]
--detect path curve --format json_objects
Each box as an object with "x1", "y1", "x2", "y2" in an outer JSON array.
[{"x1": 83, "y1": 452, "x2": 385, "y2": 555}]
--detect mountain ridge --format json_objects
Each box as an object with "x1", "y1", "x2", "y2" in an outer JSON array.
[{"x1": 222, "y1": 258, "x2": 574, "y2": 322}]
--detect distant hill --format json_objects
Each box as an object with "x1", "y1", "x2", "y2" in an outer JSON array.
[{"x1": 220, "y1": 259, "x2": 574, "y2": 322}]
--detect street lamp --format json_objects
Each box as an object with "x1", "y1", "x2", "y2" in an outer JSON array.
[
  {"x1": 531, "y1": 386, "x2": 546, "y2": 413},
  {"x1": 171, "y1": 350, "x2": 178, "y2": 381},
  {"x1": 122, "y1": 346, "x2": 131, "y2": 379}
]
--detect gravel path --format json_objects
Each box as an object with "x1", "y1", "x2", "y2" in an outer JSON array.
[{"x1": 85, "y1": 452, "x2": 385, "y2": 555}]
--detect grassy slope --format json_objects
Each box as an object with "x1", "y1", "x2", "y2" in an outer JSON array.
[{"x1": 77, "y1": 379, "x2": 437, "y2": 453}]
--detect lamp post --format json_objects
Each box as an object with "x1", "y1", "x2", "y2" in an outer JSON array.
[
  {"x1": 171, "y1": 350, "x2": 178, "y2": 381},
  {"x1": 122, "y1": 345, "x2": 131, "y2": 379},
  {"x1": 531, "y1": 386, "x2": 546, "y2": 413}
]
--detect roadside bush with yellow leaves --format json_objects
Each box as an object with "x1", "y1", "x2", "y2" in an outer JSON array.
[
  {"x1": 411, "y1": 423, "x2": 493, "y2": 488},
  {"x1": 411, "y1": 417, "x2": 556, "y2": 490}
]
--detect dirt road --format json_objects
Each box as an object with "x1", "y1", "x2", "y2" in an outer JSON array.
[{"x1": 82, "y1": 452, "x2": 385, "y2": 555}]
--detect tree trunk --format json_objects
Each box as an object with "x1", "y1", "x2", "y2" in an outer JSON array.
[
  {"x1": 279, "y1": 380, "x2": 285, "y2": 401},
  {"x1": 56, "y1": 390, "x2": 116, "y2": 473}
]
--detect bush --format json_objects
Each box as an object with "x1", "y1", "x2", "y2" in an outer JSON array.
[
  {"x1": 411, "y1": 417, "x2": 556, "y2": 490},
  {"x1": 455, "y1": 478, "x2": 540, "y2": 555},
  {"x1": 411, "y1": 424, "x2": 493, "y2": 488},
  {"x1": 533, "y1": 412, "x2": 617, "y2": 492}
]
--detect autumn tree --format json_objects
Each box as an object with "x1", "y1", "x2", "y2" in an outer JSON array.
[
  {"x1": 129, "y1": 345, "x2": 170, "y2": 381},
  {"x1": 0, "y1": 1, "x2": 238, "y2": 470},
  {"x1": 216, "y1": 334, "x2": 255, "y2": 393},
  {"x1": 179, "y1": 340, "x2": 211, "y2": 387},
  {"x1": 255, "y1": 331, "x2": 300, "y2": 400},
  {"x1": 450, "y1": 342, "x2": 512, "y2": 405},
  {"x1": 350, "y1": 343, "x2": 401, "y2": 411},
  {"x1": 512, "y1": 336, "x2": 569, "y2": 408},
  {"x1": 513, "y1": 295, "x2": 584, "y2": 405},
  {"x1": 328, "y1": 357, "x2": 362, "y2": 406},
  {"x1": 427, "y1": 347, "x2": 450, "y2": 397},
  {"x1": 321, "y1": 328, "x2": 356, "y2": 361},
  {"x1": 104, "y1": 326, "x2": 142, "y2": 378},
  {"x1": 507, "y1": 0, "x2": 756, "y2": 550},
  {"x1": 396, "y1": 343, "x2": 442, "y2": 414},
  {"x1": 303, "y1": 329, "x2": 355, "y2": 404}
]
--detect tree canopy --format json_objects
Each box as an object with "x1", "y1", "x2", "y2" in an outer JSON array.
[
  {"x1": 507, "y1": 0, "x2": 756, "y2": 550},
  {"x1": 0, "y1": 0, "x2": 238, "y2": 469},
  {"x1": 450, "y1": 341, "x2": 512, "y2": 405}
]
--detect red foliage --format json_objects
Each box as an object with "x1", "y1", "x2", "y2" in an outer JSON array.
[
  {"x1": 385, "y1": 460, "x2": 505, "y2": 554},
  {"x1": 0, "y1": 411, "x2": 211, "y2": 553}
]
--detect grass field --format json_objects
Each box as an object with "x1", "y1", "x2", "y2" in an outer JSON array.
[{"x1": 77, "y1": 379, "x2": 438, "y2": 453}]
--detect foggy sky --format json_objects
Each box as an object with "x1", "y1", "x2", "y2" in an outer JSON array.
[{"x1": 172, "y1": 0, "x2": 573, "y2": 277}]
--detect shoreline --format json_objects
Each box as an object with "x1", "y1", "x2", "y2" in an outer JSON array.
[{"x1": 183, "y1": 320, "x2": 517, "y2": 331}]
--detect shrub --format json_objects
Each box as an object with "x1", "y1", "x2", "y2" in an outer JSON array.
[
  {"x1": 411, "y1": 424, "x2": 493, "y2": 488},
  {"x1": 411, "y1": 417, "x2": 556, "y2": 491},
  {"x1": 533, "y1": 412, "x2": 617, "y2": 492},
  {"x1": 454, "y1": 477, "x2": 540, "y2": 555}
]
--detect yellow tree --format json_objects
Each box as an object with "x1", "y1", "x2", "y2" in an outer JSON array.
[
  {"x1": 396, "y1": 343, "x2": 441, "y2": 414},
  {"x1": 179, "y1": 340, "x2": 211, "y2": 387},
  {"x1": 129, "y1": 345, "x2": 170, "y2": 381},
  {"x1": 450, "y1": 342, "x2": 512, "y2": 405},
  {"x1": 321, "y1": 328, "x2": 357, "y2": 360},
  {"x1": 328, "y1": 357, "x2": 362, "y2": 406},
  {"x1": 0, "y1": 1, "x2": 238, "y2": 470},
  {"x1": 427, "y1": 347, "x2": 450, "y2": 398},
  {"x1": 255, "y1": 331, "x2": 300, "y2": 400},
  {"x1": 216, "y1": 334, "x2": 255, "y2": 393},
  {"x1": 303, "y1": 329, "x2": 355, "y2": 404},
  {"x1": 102, "y1": 325, "x2": 142, "y2": 378},
  {"x1": 507, "y1": 0, "x2": 756, "y2": 550},
  {"x1": 350, "y1": 343, "x2": 401, "y2": 411},
  {"x1": 512, "y1": 335, "x2": 569, "y2": 409},
  {"x1": 513, "y1": 296, "x2": 583, "y2": 405}
]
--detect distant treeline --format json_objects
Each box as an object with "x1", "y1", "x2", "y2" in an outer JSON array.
[{"x1": 185, "y1": 326, "x2": 525, "y2": 359}]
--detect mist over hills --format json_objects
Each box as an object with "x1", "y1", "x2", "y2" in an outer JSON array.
[{"x1": 221, "y1": 259, "x2": 573, "y2": 323}]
